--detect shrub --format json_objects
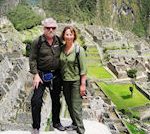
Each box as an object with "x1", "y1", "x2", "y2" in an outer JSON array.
[
  {"x1": 126, "y1": 69, "x2": 137, "y2": 79},
  {"x1": 7, "y1": 4, "x2": 43, "y2": 31},
  {"x1": 23, "y1": 39, "x2": 33, "y2": 45},
  {"x1": 103, "y1": 48, "x2": 107, "y2": 53},
  {"x1": 23, "y1": 39, "x2": 33, "y2": 57},
  {"x1": 120, "y1": 109, "x2": 125, "y2": 114}
]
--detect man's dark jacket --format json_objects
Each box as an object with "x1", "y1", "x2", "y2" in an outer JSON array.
[{"x1": 29, "y1": 35, "x2": 62, "y2": 74}]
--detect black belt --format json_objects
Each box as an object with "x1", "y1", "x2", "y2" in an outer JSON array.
[{"x1": 38, "y1": 69, "x2": 60, "y2": 76}]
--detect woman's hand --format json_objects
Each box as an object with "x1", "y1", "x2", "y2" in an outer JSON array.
[
  {"x1": 33, "y1": 73, "x2": 43, "y2": 89},
  {"x1": 80, "y1": 74, "x2": 86, "y2": 96}
]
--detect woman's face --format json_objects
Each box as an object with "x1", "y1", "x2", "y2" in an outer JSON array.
[{"x1": 64, "y1": 29, "x2": 75, "y2": 44}]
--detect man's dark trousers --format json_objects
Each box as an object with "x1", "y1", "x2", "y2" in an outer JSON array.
[{"x1": 31, "y1": 75, "x2": 62, "y2": 129}]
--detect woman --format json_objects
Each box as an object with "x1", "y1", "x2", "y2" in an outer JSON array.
[{"x1": 60, "y1": 26, "x2": 87, "y2": 134}]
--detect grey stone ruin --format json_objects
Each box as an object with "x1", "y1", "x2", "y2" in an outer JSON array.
[
  {"x1": 0, "y1": 52, "x2": 33, "y2": 130},
  {"x1": 0, "y1": 56, "x2": 13, "y2": 82},
  {"x1": 0, "y1": 86, "x2": 6, "y2": 101}
]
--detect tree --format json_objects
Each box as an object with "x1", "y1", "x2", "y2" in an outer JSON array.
[
  {"x1": 129, "y1": 86, "x2": 133, "y2": 97},
  {"x1": 7, "y1": 4, "x2": 43, "y2": 31},
  {"x1": 136, "y1": 0, "x2": 150, "y2": 37},
  {"x1": 126, "y1": 69, "x2": 137, "y2": 97}
]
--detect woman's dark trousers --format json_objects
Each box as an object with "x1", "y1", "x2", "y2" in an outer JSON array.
[{"x1": 63, "y1": 80, "x2": 85, "y2": 134}]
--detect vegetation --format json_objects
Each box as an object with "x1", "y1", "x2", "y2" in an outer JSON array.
[
  {"x1": 1, "y1": 0, "x2": 149, "y2": 37},
  {"x1": 126, "y1": 69, "x2": 137, "y2": 96},
  {"x1": 51, "y1": 0, "x2": 149, "y2": 37},
  {"x1": 86, "y1": 46, "x2": 113, "y2": 79},
  {"x1": 127, "y1": 69, "x2": 137, "y2": 79},
  {"x1": 0, "y1": 0, "x2": 4, "y2": 5},
  {"x1": 87, "y1": 66, "x2": 113, "y2": 79},
  {"x1": 87, "y1": 47, "x2": 99, "y2": 53},
  {"x1": 132, "y1": 20, "x2": 146, "y2": 37},
  {"x1": 126, "y1": 122, "x2": 146, "y2": 134},
  {"x1": 23, "y1": 39, "x2": 33, "y2": 57},
  {"x1": 136, "y1": 0, "x2": 150, "y2": 37},
  {"x1": 23, "y1": 39, "x2": 33, "y2": 45},
  {"x1": 98, "y1": 82, "x2": 149, "y2": 110},
  {"x1": 6, "y1": 4, "x2": 43, "y2": 31},
  {"x1": 40, "y1": 0, "x2": 97, "y2": 23}
]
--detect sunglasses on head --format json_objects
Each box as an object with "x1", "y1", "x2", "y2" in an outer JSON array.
[{"x1": 45, "y1": 27, "x2": 56, "y2": 30}]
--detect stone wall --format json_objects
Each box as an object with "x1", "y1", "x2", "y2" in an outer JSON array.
[
  {"x1": 0, "y1": 17, "x2": 52, "y2": 130},
  {"x1": 0, "y1": 53, "x2": 52, "y2": 131}
]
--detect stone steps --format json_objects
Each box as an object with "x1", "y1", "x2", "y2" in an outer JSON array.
[
  {"x1": 0, "y1": 131, "x2": 79, "y2": 134},
  {"x1": 0, "y1": 120, "x2": 111, "y2": 134}
]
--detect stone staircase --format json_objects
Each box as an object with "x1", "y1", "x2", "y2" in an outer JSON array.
[{"x1": 0, "y1": 120, "x2": 112, "y2": 134}]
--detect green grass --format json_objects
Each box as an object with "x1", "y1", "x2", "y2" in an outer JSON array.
[
  {"x1": 126, "y1": 122, "x2": 146, "y2": 134},
  {"x1": 87, "y1": 66, "x2": 113, "y2": 79},
  {"x1": 87, "y1": 51, "x2": 99, "y2": 55},
  {"x1": 87, "y1": 62, "x2": 102, "y2": 66},
  {"x1": 86, "y1": 55, "x2": 100, "y2": 60},
  {"x1": 103, "y1": 42, "x2": 122, "y2": 49},
  {"x1": 143, "y1": 53, "x2": 150, "y2": 56},
  {"x1": 88, "y1": 47, "x2": 98, "y2": 52},
  {"x1": 45, "y1": 113, "x2": 52, "y2": 131},
  {"x1": 98, "y1": 83, "x2": 150, "y2": 110},
  {"x1": 86, "y1": 46, "x2": 113, "y2": 79},
  {"x1": 86, "y1": 61, "x2": 101, "y2": 67}
]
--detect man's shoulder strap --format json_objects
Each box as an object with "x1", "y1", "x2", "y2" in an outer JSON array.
[
  {"x1": 37, "y1": 35, "x2": 43, "y2": 49},
  {"x1": 36, "y1": 35, "x2": 63, "y2": 51},
  {"x1": 55, "y1": 35, "x2": 63, "y2": 48},
  {"x1": 34, "y1": 35, "x2": 43, "y2": 57}
]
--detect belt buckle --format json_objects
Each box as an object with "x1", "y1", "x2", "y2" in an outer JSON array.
[{"x1": 50, "y1": 70, "x2": 55, "y2": 73}]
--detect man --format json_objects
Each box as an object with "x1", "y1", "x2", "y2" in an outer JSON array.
[{"x1": 29, "y1": 18, "x2": 65, "y2": 134}]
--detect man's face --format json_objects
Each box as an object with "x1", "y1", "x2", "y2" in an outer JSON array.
[{"x1": 44, "y1": 26, "x2": 56, "y2": 38}]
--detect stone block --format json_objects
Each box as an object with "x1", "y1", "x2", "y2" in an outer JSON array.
[{"x1": 0, "y1": 86, "x2": 6, "y2": 101}]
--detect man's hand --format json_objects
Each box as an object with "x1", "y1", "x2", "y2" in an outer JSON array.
[
  {"x1": 80, "y1": 84, "x2": 86, "y2": 96},
  {"x1": 33, "y1": 73, "x2": 43, "y2": 89}
]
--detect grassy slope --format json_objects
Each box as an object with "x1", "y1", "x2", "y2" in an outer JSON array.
[
  {"x1": 98, "y1": 82, "x2": 150, "y2": 110},
  {"x1": 87, "y1": 46, "x2": 113, "y2": 79},
  {"x1": 87, "y1": 66, "x2": 113, "y2": 79},
  {"x1": 126, "y1": 122, "x2": 146, "y2": 134}
]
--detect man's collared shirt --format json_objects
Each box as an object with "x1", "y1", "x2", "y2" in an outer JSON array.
[{"x1": 29, "y1": 35, "x2": 62, "y2": 74}]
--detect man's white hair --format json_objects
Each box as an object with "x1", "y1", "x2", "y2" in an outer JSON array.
[{"x1": 41, "y1": 18, "x2": 57, "y2": 28}]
